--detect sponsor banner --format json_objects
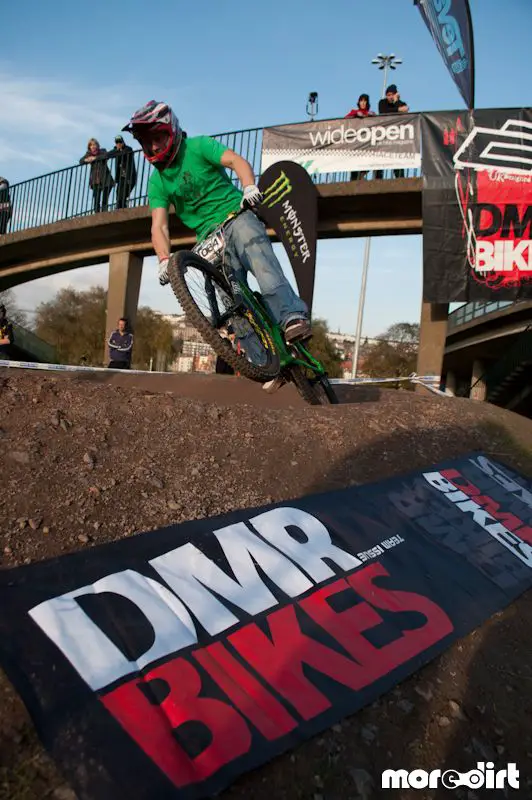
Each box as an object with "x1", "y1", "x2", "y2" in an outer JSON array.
[
  {"x1": 258, "y1": 161, "x2": 318, "y2": 310},
  {"x1": 414, "y1": 0, "x2": 475, "y2": 109},
  {"x1": 1, "y1": 454, "x2": 532, "y2": 799},
  {"x1": 261, "y1": 115, "x2": 421, "y2": 174},
  {"x1": 422, "y1": 108, "x2": 532, "y2": 301}
]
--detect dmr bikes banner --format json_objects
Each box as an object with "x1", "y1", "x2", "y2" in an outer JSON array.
[
  {"x1": 414, "y1": 0, "x2": 475, "y2": 109},
  {"x1": 1, "y1": 453, "x2": 532, "y2": 799},
  {"x1": 258, "y1": 161, "x2": 318, "y2": 310},
  {"x1": 261, "y1": 115, "x2": 421, "y2": 175},
  {"x1": 422, "y1": 108, "x2": 532, "y2": 302}
]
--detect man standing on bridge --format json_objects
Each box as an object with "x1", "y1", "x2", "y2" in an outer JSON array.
[{"x1": 121, "y1": 101, "x2": 311, "y2": 343}]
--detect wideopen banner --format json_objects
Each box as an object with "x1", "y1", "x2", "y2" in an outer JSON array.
[
  {"x1": 422, "y1": 108, "x2": 532, "y2": 302},
  {"x1": 261, "y1": 115, "x2": 421, "y2": 175},
  {"x1": 414, "y1": 0, "x2": 475, "y2": 109},
  {"x1": 1, "y1": 453, "x2": 532, "y2": 799}
]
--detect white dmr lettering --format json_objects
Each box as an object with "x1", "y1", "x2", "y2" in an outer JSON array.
[
  {"x1": 475, "y1": 240, "x2": 532, "y2": 272},
  {"x1": 29, "y1": 507, "x2": 361, "y2": 690},
  {"x1": 150, "y1": 520, "x2": 313, "y2": 636},
  {"x1": 29, "y1": 570, "x2": 198, "y2": 691}
]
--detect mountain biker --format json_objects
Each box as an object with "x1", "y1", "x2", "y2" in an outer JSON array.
[{"x1": 122, "y1": 101, "x2": 312, "y2": 343}]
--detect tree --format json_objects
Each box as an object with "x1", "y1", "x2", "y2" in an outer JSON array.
[
  {"x1": 132, "y1": 306, "x2": 175, "y2": 370},
  {"x1": 0, "y1": 289, "x2": 27, "y2": 326},
  {"x1": 308, "y1": 318, "x2": 343, "y2": 378},
  {"x1": 364, "y1": 321, "x2": 420, "y2": 385},
  {"x1": 34, "y1": 285, "x2": 176, "y2": 368}
]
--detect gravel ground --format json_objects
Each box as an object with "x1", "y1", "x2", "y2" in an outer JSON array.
[{"x1": 1, "y1": 368, "x2": 532, "y2": 800}]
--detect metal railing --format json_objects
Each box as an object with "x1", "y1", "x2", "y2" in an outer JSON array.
[
  {"x1": 1, "y1": 122, "x2": 421, "y2": 237},
  {"x1": 447, "y1": 300, "x2": 516, "y2": 329},
  {"x1": 11, "y1": 321, "x2": 57, "y2": 363}
]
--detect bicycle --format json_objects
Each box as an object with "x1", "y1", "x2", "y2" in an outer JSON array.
[{"x1": 167, "y1": 205, "x2": 339, "y2": 406}]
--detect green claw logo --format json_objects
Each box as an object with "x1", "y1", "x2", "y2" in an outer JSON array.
[{"x1": 262, "y1": 171, "x2": 292, "y2": 208}]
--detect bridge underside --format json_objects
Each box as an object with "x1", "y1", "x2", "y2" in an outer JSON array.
[{"x1": 0, "y1": 179, "x2": 422, "y2": 290}]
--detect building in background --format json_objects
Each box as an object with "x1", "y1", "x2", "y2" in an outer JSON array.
[{"x1": 160, "y1": 313, "x2": 217, "y2": 373}]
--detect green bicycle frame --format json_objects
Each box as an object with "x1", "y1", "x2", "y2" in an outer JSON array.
[{"x1": 232, "y1": 277, "x2": 326, "y2": 376}]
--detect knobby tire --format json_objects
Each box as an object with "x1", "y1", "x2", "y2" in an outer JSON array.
[{"x1": 169, "y1": 251, "x2": 280, "y2": 382}]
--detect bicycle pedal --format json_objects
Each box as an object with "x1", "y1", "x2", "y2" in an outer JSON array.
[{"x1": 262, "y1": 376, "x2": 286, "y2": 394}]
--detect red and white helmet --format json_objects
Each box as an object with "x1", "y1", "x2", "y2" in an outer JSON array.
[{"x1": 122, "y1": 101, "x2": 182, "y2": 170}]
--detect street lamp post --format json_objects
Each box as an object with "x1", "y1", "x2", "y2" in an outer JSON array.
[
  {"x1": 349, "y1": 54, "x2": 403, "y2": 381},
  {"x1": 371, "y1": 53, "x2": 403, "y2": 99}
]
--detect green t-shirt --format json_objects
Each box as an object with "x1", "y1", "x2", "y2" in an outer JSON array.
[{"x1": 148, "y1": 136, "x2": 243, "y2": 241}]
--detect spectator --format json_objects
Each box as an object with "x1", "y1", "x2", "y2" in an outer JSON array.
[
  {"x1": 108, "y1": 317, "x2": 133, "y2": 369},
  {"x1": 377, "y1": 85, "x2": 410, "y2": 179},
  {"x1": 0, "y1": 176, "x2": 12, "y2": 235},
  {"x1": 378, "y1": 84, "x2": 409, "y2": 115},
  {"x1": 0, "y1": 304, "x2": 14, "y2": 360},
  {"x1": 79, "y1": 138, "x2": 115, "y2": 213},
  {"x1": 345, "y1": 93, "x2": 376, "y2": 119},
  {"x1": 345, "y1": 94, "x2": 376, "y2": 181},
  {"x1": 107, "y1": 135, "x2": 137, "y2": 209}
]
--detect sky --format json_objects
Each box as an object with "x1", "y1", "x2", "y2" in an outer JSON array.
[{"x1": 2, "y1": 0, "x2": 531, "y2": 336}]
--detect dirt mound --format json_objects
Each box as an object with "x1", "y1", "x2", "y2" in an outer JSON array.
[{"x1": 1, "y1": 368, "x2": 532, "y2": 800}]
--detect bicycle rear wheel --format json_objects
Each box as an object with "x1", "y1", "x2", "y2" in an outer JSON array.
[
  {"x1": 289, "y1": 364, "x2": 339, "y2": 405},
  {"x1": 169, "y1": 251, "x2": 280, "y2": 381}
]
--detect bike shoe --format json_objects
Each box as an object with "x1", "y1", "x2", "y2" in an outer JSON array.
[{"x1": 284, "y1": 318, "x2": 312, "y2": 343}]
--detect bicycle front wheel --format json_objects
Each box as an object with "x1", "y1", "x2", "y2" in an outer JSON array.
[{"x1": 169, "y1": 251, "x2": 281, "y2": 381}]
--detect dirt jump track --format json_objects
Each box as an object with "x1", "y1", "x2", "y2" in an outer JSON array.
[{"x1": 1, "y1": 366, "x2": 532, "y2": 800}]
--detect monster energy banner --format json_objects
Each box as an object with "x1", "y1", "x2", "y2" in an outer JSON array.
[
  {"x1": 1, "y1": 453, "x2": 532, "y2": 799},
  {"x1": 422, "y1": 108, "x2": 532, "y2": 302},
  {"x1": 258, "y1": 161, "x2": 318, "y2": 310},
  {"x1": 414, "y1": 0, "x2": 475, "y2": 110},
  {"x1": 261, "y1": 115, "x2": 421, "y2": 175}
]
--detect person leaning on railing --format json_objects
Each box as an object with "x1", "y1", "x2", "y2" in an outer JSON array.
[
  {"x1": 105, "y1": 135, "x2": 137, "y2": 209},
  {"x1": 0, "y1": 176, "x2": 12, "y2": 235},
  {"x1": 79, "y1": 138, "x2": 115, "y2": 213},
  {"x1": 344, "y1": 94, "x2": 376, "y2": 182}
]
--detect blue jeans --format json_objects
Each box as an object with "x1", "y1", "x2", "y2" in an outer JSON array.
[{"x1": 224, "y1": 211, "x2": 309, "y2": 328}]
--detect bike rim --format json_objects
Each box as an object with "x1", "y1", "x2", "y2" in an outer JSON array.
[{"x1": 181, "y1": 263, "x2": 275, "y2": 370}]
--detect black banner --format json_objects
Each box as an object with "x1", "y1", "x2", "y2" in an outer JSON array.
[
  {"x1": 414, "y1": 0, "x2": 475, "y2": 109},
  {"x1": 258, "y1": 161, "x2": 318, "y2": 311},
  {"x1": 422, "y1": 108, "x2": 532, "y2": 302},
  {"x1": 1, "y1": 453, "x2": 532, "y2": 800}
]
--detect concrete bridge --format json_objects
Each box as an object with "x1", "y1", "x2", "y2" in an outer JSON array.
[{"x1": 0, "y1": 123, "x2": 445, "y2": 380}]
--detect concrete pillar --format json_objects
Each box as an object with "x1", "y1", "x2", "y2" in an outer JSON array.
[
  {"x1": 445, "y1": 370, "x2": 457, "y2": 396},
  {"x1": 470, "y1": 359, "x2": 487, "y2": 401},
  {"x1": 415, "y1": 301, "x2": 449, "y2": 394},
  {"x1": 104, "y1": 251, "x2": 143, "y2": 364}
]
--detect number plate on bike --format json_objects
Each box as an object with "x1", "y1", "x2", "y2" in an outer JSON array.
[{"x1": 193, "y1": 228, "x2": 225, "y2": 265}]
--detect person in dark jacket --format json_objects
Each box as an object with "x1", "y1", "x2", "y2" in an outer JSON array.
[
  {"x1": 106, "y1": 135, "x2": 137, "y2": 209},
  {"x1": 108, "y1": 317, "x2": 133, "y2": 369},
  {"x1": 0, "y1": 304, "x2": 14, "y2": 359},
  {"x1": 79, "y1": 138, "x2": 115, "y2": 213},
  {"x1": 0, "y1": 177, "x2": 12, "y2": 235}
]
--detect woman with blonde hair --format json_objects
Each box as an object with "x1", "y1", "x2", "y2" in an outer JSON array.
[{"x1": 79, "y1": 138, "x2": 115, "y2": 213}]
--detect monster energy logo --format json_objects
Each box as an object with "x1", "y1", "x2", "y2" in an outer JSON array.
[{"x1": 262, "y1": 171, "x2": 292, "y2": 208}]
